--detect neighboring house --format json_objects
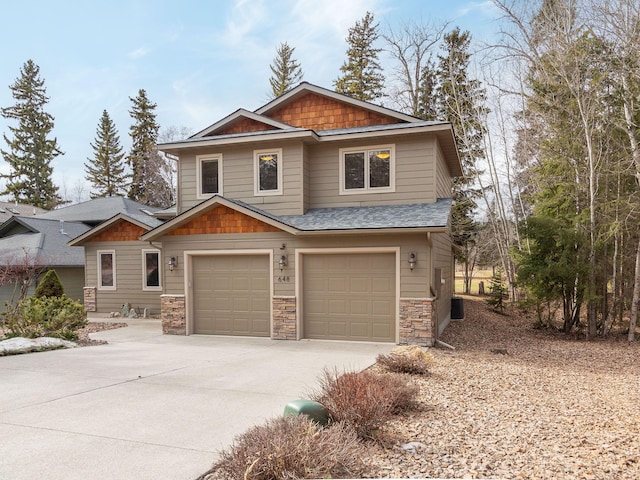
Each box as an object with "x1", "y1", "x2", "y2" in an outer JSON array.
[
  {"x1": 0, "y1": 217, "x2": 90, "y2": 305},
  {"x1": 0, "y1": 201, "x2": 47, "y2": 224},
  {"x1": 0, "y1": 197, "x2": 162, "y2": 307},
  {"x1": 72, "y1": 82, "x2": 462, "y2": 346}
]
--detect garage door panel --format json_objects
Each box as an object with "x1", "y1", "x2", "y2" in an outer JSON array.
[
  {"x1": 328, "y1": 322, "x2": 346, "y2": 337},
  {"x1": 350, "y1": 299, "x2": 369, "y2": 315},
  {"x1": 194, "y1": 255, "x2": 270, "y2": 336},
  {"x1": 303, "y1": 253, "x2": 396, "y2": 342}
]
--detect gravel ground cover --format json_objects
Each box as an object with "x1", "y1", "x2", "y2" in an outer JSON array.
[{"x1": 361, "y1": 297, "x2": 640, "y2": 479}]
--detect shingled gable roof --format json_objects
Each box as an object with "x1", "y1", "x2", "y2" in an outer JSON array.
[
  {"x1": 67, "y1": 213, "x2": 163, "y2": 247},
  {"x1": 140, "y1": 195, "x2": 298, "y2": 241},
  {"x1": 190, "y1": 108, "x2": 295, "y2": 138},
  {"x1": 156, "y1": 82, "x2": 462, "y2": 177},
  {"x1": 141, "y1": 194, "x2": 452, "y2": 242},
  {"x1": 255, "y1": 82, "x2": 418, "y2": 124},
  {"x1": 0, "y1": 216, "x2": 90, "y2": 266}
]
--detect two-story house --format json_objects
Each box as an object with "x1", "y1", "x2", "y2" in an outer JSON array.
[{"x1": 72, "y1": 83, "x2": 461, "y2": 346}]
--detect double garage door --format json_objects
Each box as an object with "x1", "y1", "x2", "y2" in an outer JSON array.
[{"x1": 192, "y1": 252, "x2": 396, "y2": 342}]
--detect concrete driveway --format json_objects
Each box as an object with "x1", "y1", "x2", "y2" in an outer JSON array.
[{"x1": 0, "y1": 318, "x2": 393, "y2": 480}]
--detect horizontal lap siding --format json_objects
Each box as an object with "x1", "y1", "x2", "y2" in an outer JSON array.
[
  {"x1": 436, "y1": 144, "x2": 453, "y2": 198},
  {"x1": 432, "y1": 232, "x2": 453, "y2": 323},
  {"x1": 55, "y1": 267, "x2": 86, "y2": 303},
  {"x1": 177, "y1": 143, "x2": 304, "y2": 215},
  {"x1": 162, "y1": 232, "x2": 430, "y2": 299},
  {"x1": 85, "y1": 243, "x2": 162, "y2": 314},
  {"x1": 309, "y1": 137, "x2": 438, "y2": 208}
]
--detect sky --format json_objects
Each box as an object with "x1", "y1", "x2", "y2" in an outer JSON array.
[{"x1": 0, "y1": 0, "x2": 500, "y2": 202}]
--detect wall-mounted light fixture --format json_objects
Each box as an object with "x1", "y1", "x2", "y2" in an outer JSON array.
[
  {"x1": 408, "y1": 252, "x2": 417, "y2": 271},
  {"x1": 279, "y1": 255, "x2": 288, "y2": 271},
  {"x1": 168, "y1": 256, "x2": 178, "y2": 272}
]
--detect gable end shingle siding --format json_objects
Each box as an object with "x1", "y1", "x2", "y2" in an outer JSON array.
[
  {"x1": 268, "y1": 93, "x2": 400, "y2": 130},
  {"x1": 166, "y1": 205, "x2": 282, "y2": 235},
  {"x1": 87, "y1": 220, "x2": 147, "y2": 242},
  {"x1": 214, "y1": 117, "x2": 277, "y2": 136}
]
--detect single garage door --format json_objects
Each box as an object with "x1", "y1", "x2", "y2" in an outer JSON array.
[
  {"x1": 303, "y1": 253, "x2": 396, "y2": 342},
  {"x1": 193, "y1": 255, "x2": 270, "y2": 336}
]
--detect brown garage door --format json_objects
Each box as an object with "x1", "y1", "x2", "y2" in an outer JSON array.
[
  {"x1": 303, "y1": 253, "x2": 396, "y2": 342},
  {"x1": 193, "y1": 255, "x2": 270, "y2": 336}
]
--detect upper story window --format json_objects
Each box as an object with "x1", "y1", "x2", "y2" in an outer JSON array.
[
  {"x1": 197, "y1": 154, "x2": 223, "y2": 198},
  {"x1": 98, "y1": 250, "x2": 116, "y2": 290},
  {"x1": 142, "y1": 249, "x2": 161, "y2": 291},
  {"x1": 340, "y1": 145, "x2": 395, "y2": 194},
  {"x1": 254, "y1": 148, "x2": 283, "y2": 196}
]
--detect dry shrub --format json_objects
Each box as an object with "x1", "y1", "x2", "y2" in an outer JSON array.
[
  {"x1": 311, "y1": 368, "x2": 419, "y2": 439},
  {"x1": 197, "y1": 415, "x2": 363, "y2": 480},
  {"x1": 376, "y1": 345, "x2": 435, "y2": 375}
]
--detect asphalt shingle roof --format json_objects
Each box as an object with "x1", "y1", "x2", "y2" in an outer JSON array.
[
  {"x1": 0, "y1": 217, "x2": 90, "y2": 266},
  {"x1": 279, "y1": 199, "x2": 452, "y2": 231},
  {"x1": 35, "y1": 197, "x2": 163, "y2": 226}
]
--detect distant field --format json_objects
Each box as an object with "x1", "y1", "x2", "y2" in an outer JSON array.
[{"x1": 454, "y1": 270, "x2": 493, "y2": 295}]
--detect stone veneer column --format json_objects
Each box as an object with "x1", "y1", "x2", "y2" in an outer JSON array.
[
  {"x1": 272, "y1": 296, "x2": 297, "y2": 340},
  {"x1": 83, "y1": 287, "x2": 97, "y2": 312},
  {"x1": 161, "y1": 294, "x2": 186, "y2": 335},
  {"x1": 399, "y1": 298, "x2": 436, "y2": 346}
]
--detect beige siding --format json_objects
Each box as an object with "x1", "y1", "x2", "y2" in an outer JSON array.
[
  {"x1": 177, "y1": 142, "x2": 304, "y2": 215},
  {"x1": 55, "y1": 267, "x2": 86, "y2": 303},
  {"x1": 302, "y1": 143, "x2": 310, "y2": 212},
  {"x1": 308, "y1": 136, "x2": 439, "y2": 208},
  {"x1": 436, "y1": 142, "x2": 453, "y2": 198},
  {"x1": 432, "y1": 231, "x2": 453, "y2": 326},
  {"x1": 0, "y1": 267, "x2": 84, "y2": 307},
  {"x1": 161, "y1": 231, "x2": 432, "y2": 299},
  {"x1": 84, "y1": 242, "x2": 162, "y2": 314}
]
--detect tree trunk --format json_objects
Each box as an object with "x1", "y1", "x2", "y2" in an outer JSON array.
[{"x1": 628, "y1": 237, "x2": 640, "y2": 342}]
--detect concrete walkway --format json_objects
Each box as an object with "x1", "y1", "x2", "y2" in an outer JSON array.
[{"x1": 0, "y1": 318, "x2": 393, "y2": 480}]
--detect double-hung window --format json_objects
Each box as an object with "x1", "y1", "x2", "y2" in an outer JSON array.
[
  {"x1": 340, "y1": 145, "x2": 395, "y2": 194},
  {"x1": 254, "y1": 148, "x2": 283, "y2": 195},
  {"x1": 97, "y1": 250, "x2": 116, "y2": 290},
  {"x1": 197, "y1": 154, "x2": 223, "y2": 198},
  {"x1": 142, "y1": 249, "x2": 161, "y2": 291}
]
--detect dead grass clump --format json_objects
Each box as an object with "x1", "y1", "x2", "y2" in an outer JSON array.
[
  {"x1": 197, "y1": 415, "x2": 363, "y2": 480},
  {"x1": 376, "y1": 345, "x2": 435, "y2": 375},
  {"x1": 310, "y1": 368, "x2": 419, "y2": 439}
]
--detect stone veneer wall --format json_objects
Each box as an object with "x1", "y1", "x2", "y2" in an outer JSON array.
[
  {"x1": 84, "y1": 287, "x2": 96, "y2": 312},
  {"x1": 161, "y1": 294, "x2": 186, "y2": 335},
  {"x1": 399, "y1": 298, "x2": 436, "y2": 346},
  {"x1": 272, "y1": 296, "x2": 297, "y2": 340}
]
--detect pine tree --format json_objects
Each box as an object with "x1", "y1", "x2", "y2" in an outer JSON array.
[
  {"x1": 268, "y1": 42, "x2": 303, "y2": 99},
  {"x1": 127, "y1": 89, "x2": 160, "y2": 203},
  {"x1": 0, "y1": 60, "x2": 62, "y2": 210},
  {"x1": 486, "y1": 269, "x2": 508, "y2": 313},
  {"x1": 35, "y1": 269, "x2": 64, "y2": 298},
  {"x1": 435, "y1": 28, "x2": 487, "y2": 293},
  {"x1": 334, "y1": 12, "x2": 385, "y2": 102},
  {"x1": 85, "y1": 110, "x2": 127, "y2": 198}
]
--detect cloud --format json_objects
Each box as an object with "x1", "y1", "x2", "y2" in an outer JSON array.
[{"x1": 128, "y1": 47, "x2": 149, "y2": 60}]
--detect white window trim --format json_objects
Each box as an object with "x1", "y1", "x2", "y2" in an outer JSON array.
[
  {"x1": 142, "y1": 249, "x2": 162, "y2": 291},
  {"x1": 97, "y1": 250, "x2": 116, "y2": 291},
  {"x1": 254, "y1": 148, "x2": 283, "y2": 196},
  {"x1": 339, "y1": 144, "x2": 396, "y2": 195},
  {"x1": 196, "y1": 153, "x2": 223, "y2": 199}
]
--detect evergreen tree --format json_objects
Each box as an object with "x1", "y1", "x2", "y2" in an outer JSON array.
[
  {"x1": 486, "y1": 269, "x2": 508, "y2": 313},
  {"x1": 85, "y1": 110, "x2": 127, "y2": 198},
  {"x1": 127, "y1": 89, "x2": 160, "y2": 203},
  {"x1": 268, "y1": 42, "x2": 303, "y2": 99},
  {"x1": 334, "y1": 12, "x2": 385, "y2": 102},
  {"x1": 35, "y1": 269, "x2": 64, "y2": 298},
  {"x1": 0, "y1": 60, "x2": 62, "y2": 209},
  {"x1": 435, "y1": 28, "x2": 487, "y2": 293}
]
